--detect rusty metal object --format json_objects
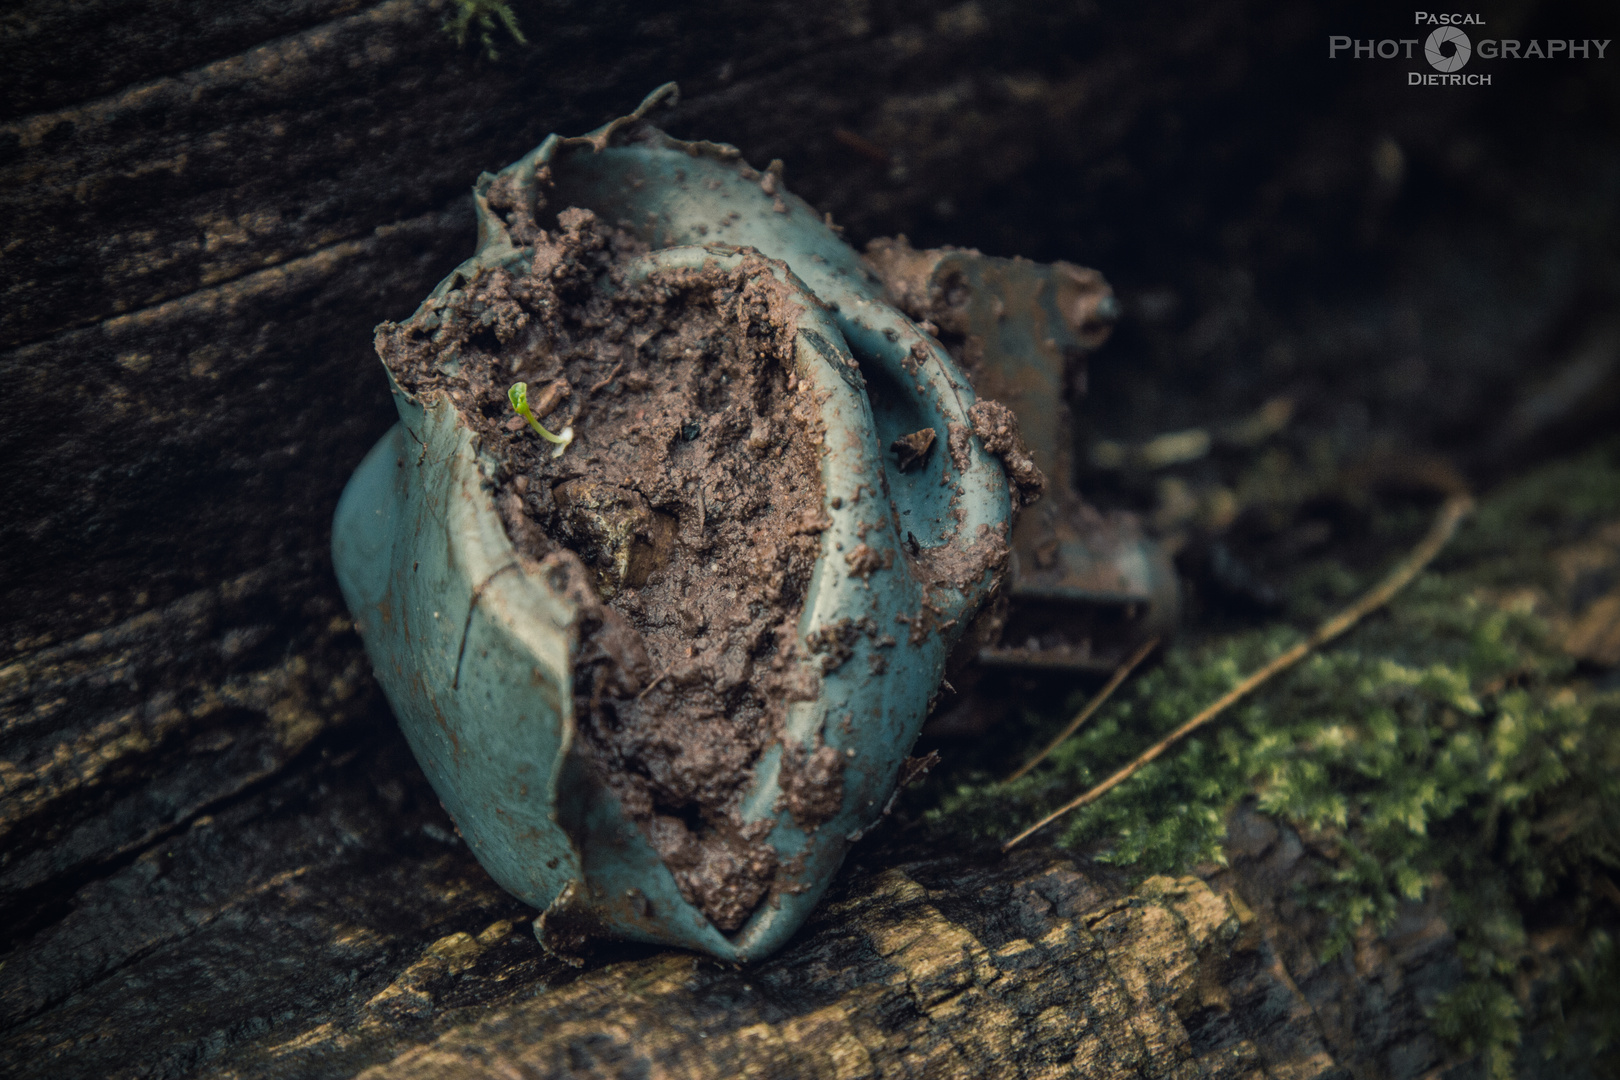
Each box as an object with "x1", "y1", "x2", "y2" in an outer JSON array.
[{"x1": 867, "y1": 239, "x2": 1179, "y2": 672}]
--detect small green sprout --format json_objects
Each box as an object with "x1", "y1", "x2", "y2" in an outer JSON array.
[{"x1": 508, "y1": 382, "x2": 574, "y2": 458}]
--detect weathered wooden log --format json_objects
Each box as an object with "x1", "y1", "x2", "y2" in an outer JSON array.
[{"x1": 0, "y1": 717, "x2": 1456, "y2": 1079}]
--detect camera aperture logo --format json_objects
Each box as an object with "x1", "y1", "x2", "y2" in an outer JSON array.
[
  {"x1": 1425, "y1": 25, "x2": 1470, "y2": 72},
  {"x1": 1329, "y1": 12, "x2": 1610, "y2": 87}
]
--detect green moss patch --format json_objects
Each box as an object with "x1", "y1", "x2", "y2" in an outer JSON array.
[{"x1": 925, "y1": 442, "x2": 1620, "y2": 1076}]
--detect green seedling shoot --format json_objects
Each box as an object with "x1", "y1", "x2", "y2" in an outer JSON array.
[{"x1": 508, "y1": 382, "x2": 574, "y2": 458}]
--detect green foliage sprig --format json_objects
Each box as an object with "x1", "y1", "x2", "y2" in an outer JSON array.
[{"x1": 443, "y1": 0, "x2": 527, "y2": 61}]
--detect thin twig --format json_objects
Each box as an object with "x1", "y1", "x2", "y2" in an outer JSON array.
[
  {"x1": 586, "y1": 359, "x2": 625, "y2": 398},
  {"x1": 637, "y1": 665, "x2": 674, "y2": 700},
  {"x1": 1003, "y1": 492, "x2": 1474, "y2": 852},
  {"x1": 1004, "y1": 636, "x2": 1161, "y2": 783}
]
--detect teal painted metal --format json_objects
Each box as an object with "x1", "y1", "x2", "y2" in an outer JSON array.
[{"x1": 332, "y1": 85, "x2": 1012, "y2": 961}]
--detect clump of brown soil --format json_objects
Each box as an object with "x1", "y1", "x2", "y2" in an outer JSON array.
[
  {"x1": 375, "y1": 206, "x2": 830, "y2": 933},
  {"x1": 967, "y1": 400, "x2": 1044, "y2": 508}
]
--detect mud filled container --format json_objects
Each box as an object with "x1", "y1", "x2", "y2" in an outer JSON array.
[{"x1": 332, "y1": 86, "x2": 1026, "y2": 960}]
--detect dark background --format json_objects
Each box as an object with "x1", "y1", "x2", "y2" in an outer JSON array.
[{"x1": 2, "y1": 0, "x2": 1617, "y2": 1075}]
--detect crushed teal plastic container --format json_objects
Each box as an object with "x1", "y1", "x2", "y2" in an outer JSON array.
[{"x1": 332, "y1": 85, "x2": 1014, "y2": 961}]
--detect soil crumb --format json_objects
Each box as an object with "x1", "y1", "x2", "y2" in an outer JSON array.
[
  {"x1": 777, "y1": 741, "x2": 846, "y2": 829},
  {"x1": 376, "y1": 204, "x2": 831, "y2": 933},
  {"x1": 891, "y1": 427, "x2": 936, "y2": 472},
  {"x1": 968, "y1": 400, "x2": 1045, "y2": 508}
]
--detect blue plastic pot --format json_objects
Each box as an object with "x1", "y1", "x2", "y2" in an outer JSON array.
[{"x1": 332, "y1": 85, "x2": 1014, "y2": 961}]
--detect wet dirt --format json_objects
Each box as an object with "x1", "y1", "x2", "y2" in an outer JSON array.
[
  {"x1": 376, "y1": 206, "x2": 830, "y2": 933},
  {"x1": 967, "y1": 400, "x2": 1045, "y2": 509}
]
